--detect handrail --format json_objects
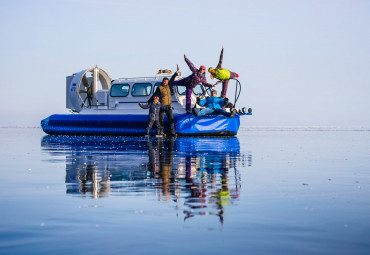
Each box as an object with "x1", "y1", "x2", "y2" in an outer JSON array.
[{"x1": 232, "y1": 78, "x2": 242, "y2": 107}]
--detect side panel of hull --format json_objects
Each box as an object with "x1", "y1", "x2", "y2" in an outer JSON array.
[{"x1": 41, "y1": 114, "x2": 240, "y2": 136}]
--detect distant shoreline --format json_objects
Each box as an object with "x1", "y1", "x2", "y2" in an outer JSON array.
[{"x1": 0, "y1": 126, "x2": 41, "y2": 129}]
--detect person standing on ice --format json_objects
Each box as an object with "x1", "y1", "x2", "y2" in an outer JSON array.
[
  {"x1": 139, "y1": 96, "x2": 163, "y2": 136},
  {"x1": 173, "y1": 54, "x2": 217, "y2": 113},
  {"x1": 208, "y1": 46, "x2": 239, "y2": 99},
  {"x1": 147, "y1": 65, "x2": 179, "y2": 136}
]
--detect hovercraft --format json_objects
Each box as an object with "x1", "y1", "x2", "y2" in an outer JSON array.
[{"x1": 41, "y1": 67, "x2": 251, "y2": 136}]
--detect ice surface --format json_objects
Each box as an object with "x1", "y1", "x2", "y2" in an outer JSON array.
[{"x1": 0, "y1": 128, "x2": 369, "y2": 254}]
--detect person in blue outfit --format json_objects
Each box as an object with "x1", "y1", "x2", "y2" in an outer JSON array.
[
  {"x1": 139, "y1": 96, "x2": 163, "y2": 136},
  {"x1": 192, "y1": 90, "x2": 237, "y2": 118}
]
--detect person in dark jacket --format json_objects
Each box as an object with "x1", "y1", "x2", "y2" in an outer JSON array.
[
  {"x1": 147, "y1": 65, "x2": 179, "y2": 136},
  {"x1": 173, "y1": 55, "x2": 218, "y2": 113},
  {"x1": 139, "y1": 96, "x2": 163, "y2": 136},
  {"x1": 193, "y1": 90, "x2": 237, "y2": 118}
]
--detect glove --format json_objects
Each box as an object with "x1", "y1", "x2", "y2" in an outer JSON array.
[{"x1": 196, "y1": 97, "x2": 201, "y2": 104}]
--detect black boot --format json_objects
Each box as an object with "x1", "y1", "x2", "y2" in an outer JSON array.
[
  {"x1": 158, "y1": 128, "x2": 166, "y2": 137},
  {"x1": 192, "y1": 108, "x2": 198, "y2": 117},
  {"x1": 170, "y1": 124, "x2": 176, "y2": 137},
  {"x1": 156, "y1": 129, "x2": 163, "y2": 137}
]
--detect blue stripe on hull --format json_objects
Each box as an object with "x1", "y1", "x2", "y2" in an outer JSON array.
[{"x1": 41, "y1": 114, "x2": 240, "y2": 136}]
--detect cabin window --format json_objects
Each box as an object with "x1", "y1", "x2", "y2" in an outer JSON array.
[
  {"x1": 110, "y1": 84, "x2": 130, "y2": 97},
  {"x1": 193, "y1": 84, "x2": 206, "y2": 95},
  {"x1": 132, "y1": 83, "x2": 152, "y2": 97},
  {"x1": 176, "y1": 84, "x2": 205, "y2": 95},
  {"x1": 153, "y1": 82, "x2": 174, "y2": 95}
]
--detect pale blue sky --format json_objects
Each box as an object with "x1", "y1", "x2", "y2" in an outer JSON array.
[{"x1": 0, "y1": 0, "x2": 369, "y2": 127}]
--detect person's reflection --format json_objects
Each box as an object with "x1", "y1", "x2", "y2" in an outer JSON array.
[
  {"x1": 213, "y1": 170, "x2": 229, "y2": 226},
  {"x1": 203, "y1": 152, "x2": 240, "y2": 226},
  {"x1": 184, "y1": 155, "x2": 207, "y2": 221},
  {"x1": 146, "y1": 138, "x2": 176, "y2": 202},
  {"x1": 146, "y1": 139, "x2": 160, "y2": 178}
]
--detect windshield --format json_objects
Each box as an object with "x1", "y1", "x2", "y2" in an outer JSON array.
[
  {"x1": 176, "y1": 84, "x2": 207, "y2": 96},
  {"x1": 193, "y1": 85, "x2": 205, "y2": 95}
]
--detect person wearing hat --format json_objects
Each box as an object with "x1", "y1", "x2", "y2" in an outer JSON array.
[
  {"x1": 146, "y1": 66, "x2": 179, "y2": 136},
  {"x1": 193, "y1": 90, "x2": 237, "y2": 118},
  {"x1": 139, "y1": 96, "x2": 164, "y2": 136},
  {"x1": 173, "y1": 54, "x2": 218, "y2": 113},
  {"x1": 208, "y1": 46, "x2": 239, "y2": 99}
]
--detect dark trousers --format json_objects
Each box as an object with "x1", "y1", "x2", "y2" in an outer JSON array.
[
  {"x1": 146, "y1": 119, "x2": 161, "y2": 135},
  {"x1": 159, "y1": 106, "x2": 175, "y2": 134}
]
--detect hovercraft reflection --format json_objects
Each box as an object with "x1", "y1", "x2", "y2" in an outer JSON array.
[{"x1": 41, "y1": 136, "x2": 252, "y2": 222}]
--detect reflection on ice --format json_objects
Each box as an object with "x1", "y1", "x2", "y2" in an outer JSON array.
[{"x1": 41, "y1": 135, "x2": 252, "y2": 223}]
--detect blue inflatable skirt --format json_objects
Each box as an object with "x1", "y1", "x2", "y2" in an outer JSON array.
[
  {"x1": 174, "y1": 114, "x2": 239, "y2": 136},
  {"x1": 41, "y1": 113, "x2": 240, "y2": 136}
]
